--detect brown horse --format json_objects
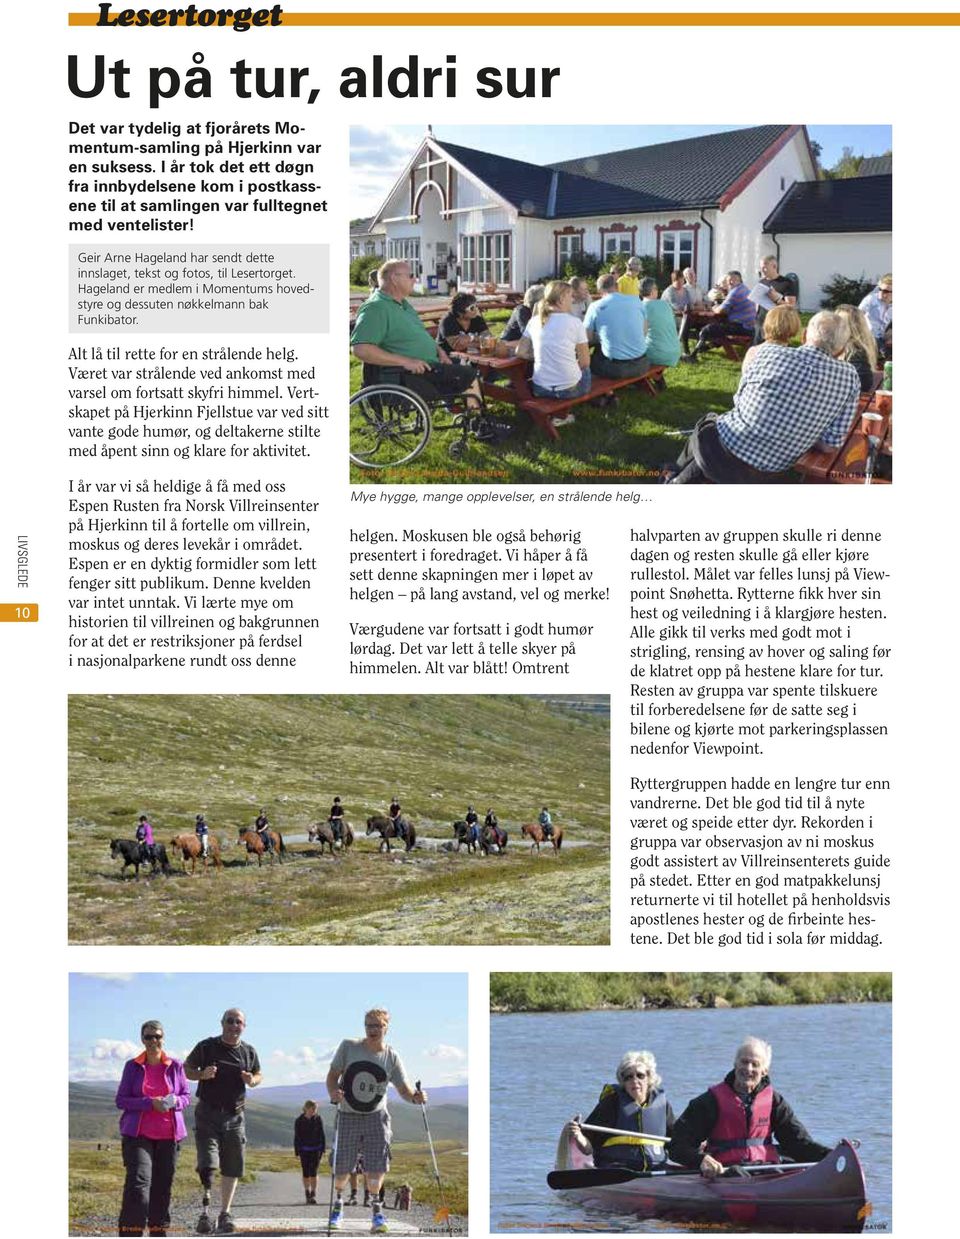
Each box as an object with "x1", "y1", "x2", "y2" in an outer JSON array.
[
  {"x1": 521, "y1": 822, "x2": 563, "y2": 854},
  {"x1": 308, "y1": 821, "x2": 354, "y2": 855},
  {"x1": 237, "y1": 827, "x2": 286, "y2": 865},
  {"x1": 480, "y1": 822, "x2": 508, "y2": 855},
  {"x1": 170, "y1": 833, "x2": 222, "y2": 873},
  {"x1": 366, "y1": 814, "x2": 416, "y2": 853}
]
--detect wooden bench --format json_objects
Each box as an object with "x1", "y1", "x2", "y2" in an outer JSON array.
[
  {"x1": 721, "y1": 337, "x2": 751, "y2": 363},
  {"x1": 518, "y1": 366, "x2": 666, "y2": 440}
]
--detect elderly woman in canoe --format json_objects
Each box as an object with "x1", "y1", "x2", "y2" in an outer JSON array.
[
  {"x1": 564, "y1": 1050, "x2": 675, "y2": 1171},
  {"x1": 669, "y1": 1036, "x2": 831, "y2": 1177}
]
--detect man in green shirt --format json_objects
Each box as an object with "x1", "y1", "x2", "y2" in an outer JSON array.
[{"x1": 351, "y1": 260, "x2": 479, "y2": 405}]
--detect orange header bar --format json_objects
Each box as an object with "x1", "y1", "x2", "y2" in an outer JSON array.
[{"x1": 67, "y1": 11, "x2": 960, "y2": 29}]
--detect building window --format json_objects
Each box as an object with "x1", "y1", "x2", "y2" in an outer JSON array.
[
  {"x1": 350, "y1": 240, "x2": 361, "y2": 258},
  {"x1": 460, "y1": 232, "x2": 511, "y2": 286},
  {"x1": 557, "y1": 233, "x2": 582, "y2": 265},
  {"x1": 659, "y1": 229, "x2": 694, "y2": 272},
  {"x1": 387, "y1": 237, "x2": 421, "y2": 280},
  {"x1": 604, "y1": 235, "x2": 633, "y2": 257}
]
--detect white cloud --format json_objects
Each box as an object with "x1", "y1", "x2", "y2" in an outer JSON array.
[
  {"x1": 81, "y1": 973, "x2": 136, "y2": 983},
  {"x1": 425, "y1": 1044, "x2": 466, "y2": 1061},
  {"x1": 92, "y1": 1038, "x2": 140, "y2": 1060},
  {"x1": 349, "y1": 126, "x2": 421, "y2": 216},
  {"x1": 271, "y1": 1045, "x2": 319, "y2": 1067},
  {"x1": 70, "y1": 1038, "x2": 141, "y2": 1081}
]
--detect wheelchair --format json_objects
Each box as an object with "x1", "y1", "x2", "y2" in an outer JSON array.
[{"x1": 349, "y1": 365, "x2": 511, "y2": 469}]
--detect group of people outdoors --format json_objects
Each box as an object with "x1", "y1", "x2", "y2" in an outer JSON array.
[
  {"x1": 565, "y1": 1036, "x2": 831, "y2": 1178},
  {"x1": 350, "y1": 256, "x2": 892, "y2": 479},
  {"x1": 114, "y1": 1007, "x2": 424, "y2": 1237}
]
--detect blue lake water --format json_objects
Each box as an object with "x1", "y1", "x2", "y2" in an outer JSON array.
[{"x1": 490, "y1": 1003, "x2": 891, "y2": 1232}]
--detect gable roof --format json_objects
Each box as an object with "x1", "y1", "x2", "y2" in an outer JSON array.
[
  {"x1": 350, "y1": 216, "x2": 385, "y2": 237},
  {"x1": 431, "y1": 125, "x2": 807, "y2": 220},
  {"x1": 763, "y1": 174, "x2": 892, "y2": 234},
  {"x1": 549, "y1": 125, "x2": 802, "y2": 212},
  {"x1": 858, "y1": 155, "x2": 892, "y2": 177}
]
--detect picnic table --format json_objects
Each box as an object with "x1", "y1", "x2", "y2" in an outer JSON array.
[
  {"x1": 793, "y1": 389, "x2": 892, "y2": 484},
  {"x1": 454, "y1": 350, "x2": 666, "y2": 440}
]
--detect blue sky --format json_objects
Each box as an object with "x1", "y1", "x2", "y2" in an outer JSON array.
[
  {"x1": 351, "y1": 124, "x2": 892, "y2": 216},
  {"x1": 70, "y1": 973, "x2": 468, "y2": 1087}
]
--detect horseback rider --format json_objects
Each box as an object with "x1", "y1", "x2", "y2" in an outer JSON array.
[
  {"x1": 483, "y1": 807, "x2": 500, "y2": 847},
  {"x1": 329, "y1": 796, "x2": 344, "y2": 843},
  {"x1": 195, "y1": 814, "x2": 209, "y2": 857},
  {"x1": 465, "y1": 805, "x2": 480, "y2": 847},
  {"x1": 389, "y1": 797, "x2": 407, "y2": 842},
  {"x1": 254, "y1": 808, "x2": 274, "y2": 854},
  {"x1": 135, "y1": 814, "x2": 156, "y2": 865},
  {"x1": 539, "y1": 805, "x2": 554, "y2": 840}
]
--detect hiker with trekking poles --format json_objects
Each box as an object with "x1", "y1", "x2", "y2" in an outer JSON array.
[{"x1": 325, "y1": 1008, "x2": 427, "y2": 1235}]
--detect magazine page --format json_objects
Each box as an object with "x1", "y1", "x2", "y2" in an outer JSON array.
[{"x1": 0, "y1": 3, "x2": 953, "y2": 1237}]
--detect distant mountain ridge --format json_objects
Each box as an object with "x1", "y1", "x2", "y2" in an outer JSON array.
[{"x1": 70, "y1": 1082, "x2": 467, "y2": 1147}]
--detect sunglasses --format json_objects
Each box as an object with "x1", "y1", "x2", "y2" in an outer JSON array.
[
  {"x1": 143, "y1": 1033, "x2": 164, "y2": 1041},
  {"x1": 621, "y1": 1071, "x2": 648, "y2": 1081}
]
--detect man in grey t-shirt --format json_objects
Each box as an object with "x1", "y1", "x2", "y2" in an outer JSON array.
[{"x1": 326, "y1": 1008, "x2": 426, "y2": 1234}]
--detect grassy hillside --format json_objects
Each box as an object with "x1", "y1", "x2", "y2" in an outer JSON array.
[
  {"x1": 68, "y1": 694, "x2": 610, "y2": 944},
  {"x1": 490, "y1": 971, "x2": 893, "y2": 1012}
]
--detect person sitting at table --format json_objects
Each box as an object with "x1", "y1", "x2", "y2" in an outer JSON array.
[
  {"x1": 858, "y1": 275, "x2": 892, "y2": 359},
  {"x1": 641, "y1": 277, "x2": 681, "y2": 370},
  {"x1": 582, "y1": 272, "x2": 650, "y2": 379},
  {"x1": 617, "y1": 257, "x2": 643, "y2": 297},
  {"x1": 351, "y1": 259, "x2": 481, "y2": 407},
  {"x1": 667, "y1": 310, "x2": 860, "y2": 483},
  {"x1": 835, "y1": 304, "x2": 879, "y2": 392},
  {"x1": 569, "y1": 277, "x2": 593, "y2": 320},
  {"x1": 741, "y1": 304, "x2": 802, "y2": 374},
  {"x1": 752, "y1": 256, "x2": 799, "y2": 344},
  {"x1": 661, "y1": 270, "x2": 691, "y2": 318},
  {"x1": 661, "y1": 270, "x2": 692, "y2": 354},
  {"x1": 705, "y1": 274, "x2": 729, "y2": 306},
  {"x1": 436, "y1": 292, "x2": 493, "y2": 356},
  {"x1": 682, "y1": 267, "x2": 709, "y2": 309},
  {"x1": 500, "y1": 284, "x2": 545, "y2": 344},
  {"x1": 680, "y1": 270, "x2": 757, "y2": 363},
  {"x1": 516, "y1": 280, "x2": 591, "y2": 402}
]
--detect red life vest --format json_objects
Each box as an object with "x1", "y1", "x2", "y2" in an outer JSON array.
[{"x1": 706, "y1": 1081, "x2": 780, "y2": 1166}]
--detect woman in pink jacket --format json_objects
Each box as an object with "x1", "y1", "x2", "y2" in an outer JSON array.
[{"x1": 115, "y1": 1020, "x2": 191, "y2": 1237}]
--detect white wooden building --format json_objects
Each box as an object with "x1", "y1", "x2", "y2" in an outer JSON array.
[{"x1": 365, "y1": 126, "x2": 850, "y2": 297}]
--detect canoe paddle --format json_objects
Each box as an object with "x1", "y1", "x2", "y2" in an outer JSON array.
[{"x1": 577, "y1": 1121, "x2": 670, "y2": 1144}]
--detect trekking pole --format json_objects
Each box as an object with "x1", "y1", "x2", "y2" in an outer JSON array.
[
  {"x1": 415, "y1": 1080, "x2": 453, "y2": 1237},
  {"x1": 326, "y1": 1101, "x2": 341, "y2": 1236}
]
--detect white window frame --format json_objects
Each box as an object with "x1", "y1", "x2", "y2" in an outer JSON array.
[
  {"x1": 558, "y1": 233, "x2": 582, "y2": 264},
  {"x1": 660, "y1": 230, "x2": 694, "y2": 272},
  {"x1": 460, "y1": 232, "x2": 511, "y2": 286},
  {"x1": 604, "y1": 235, "x2": 633, "y2": 257},
  {"x1": 387, "y1": 237, "x2": 421, "y2": 280}
]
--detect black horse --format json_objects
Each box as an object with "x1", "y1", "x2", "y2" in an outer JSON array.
[
  {"x1": 480, "y1": 823, "x2": 508, "y2": 855},
  {"x1": 452, "y1": 820, "x2": 480, "y2": 853},
  {"x1": 110, "y1": 838, "x2": 171, "y2": 879},
  {"x1": 366, "y1": 814, "x2": 416, "y2": 853},
  {"x1": 308, "y1": 821, "x2": 355, "y2": 855}
]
